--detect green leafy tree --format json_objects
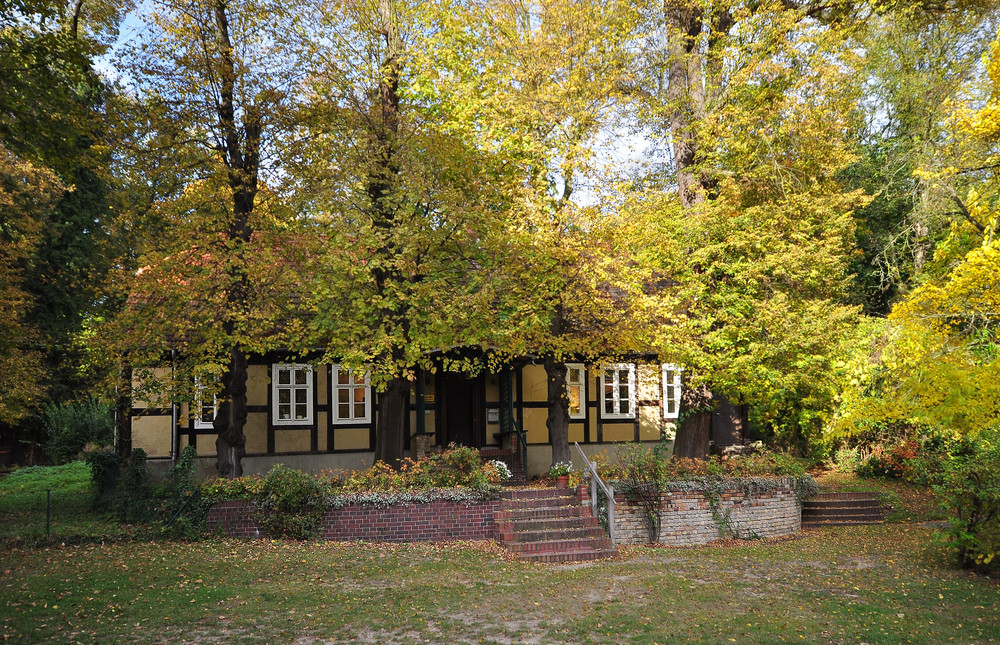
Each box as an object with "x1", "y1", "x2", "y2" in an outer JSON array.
[
  {"x1": 101, "y1": 0, "x2": 314, "y2": 477},
  {"x1": 832, "y1": 31, "x2": 1000, "y2": 441},
  {"x1": 628, "y1": 0, "x2": 867, "y2": 456},
  {"x1": 427, "y1": 0, "x2": 652, "y2": 467},
  {"x1": 1, "y1": 0, "x2": 126, "y2": 455},
  {"x1": 296, "y1": 0, "x2": 524, "y2": 466},
  {"x1": 0, "y1": 145, "x2": 63, "y2": 425}
]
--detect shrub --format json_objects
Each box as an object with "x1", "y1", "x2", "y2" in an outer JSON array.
[
  {"x1": 934, "y1": 432, "x2": 1000, "y2": 570},
  {"x1": 331, "y1": 444, "x2": 499, "y2": 494},
  {"x1": 203, "y1": 474, "x2": 264, "y2": 502},
  {"x1": 833, "y1": 446, "x2": 864, "y2": 473},
  {"x1": 167, "y1": 445, "x2": 199, "y2": 498},
  {"x1": 255, "y1": 464, "x2": 327, "y2": 539},
  {"x1": 86, "y1": 449, "x2": 123, "y2": 509},
  {"x1": 112, "y1": 449, "x2": 154, "y2": 524},
  {"x1": 43, "y1": 397, "x2": 114, "y2": 464}
]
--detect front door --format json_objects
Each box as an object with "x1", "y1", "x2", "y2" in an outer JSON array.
[{"x1": 441, "y1": 373, "x2": 483, "y2": 447}]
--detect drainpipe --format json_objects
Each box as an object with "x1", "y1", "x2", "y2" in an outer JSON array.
[
  {"x1": 416, "y1": 368, "x2": 426, "y2": 436},
  {"x1": 170, "y1": 349, "x2": 178, "y2": 464}
]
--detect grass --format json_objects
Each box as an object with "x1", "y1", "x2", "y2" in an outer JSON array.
[
  {"x1": 2, "y1": 524, "x2": 999, "y2": 642},
  {"x1": 2, "y1": 465, "x2": 995, "y2": 644},
  {"x1": 0, "y1": 462, "x2": 131, "y2": 542}
]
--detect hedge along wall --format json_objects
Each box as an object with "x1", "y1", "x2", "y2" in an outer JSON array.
[
  {"x1": 612, "y1": 478, "x2": 801, "y2": 546},
  {"x1": 206, "y1": 498, "x2": 501, "y2": 542}
]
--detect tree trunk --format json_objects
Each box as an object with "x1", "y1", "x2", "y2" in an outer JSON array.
[
  {"x1": 210, "y1": 0, "x2": 258, "y2": 478},
  {"x1": 215, "y1": 346, "x2": 248, "y2": 478},
  {"x1": 115, "y1": 362, "x2": 132, "y2": 458},
  {"x1": 373, "y1": 375, "x2": 410, "y2": 467},
  {"x1": 673, "y1": 382, "x2": 712, "y2": 459},
  {"x1": 544, "y1": 356, "x2": 571, "y2": 467}
]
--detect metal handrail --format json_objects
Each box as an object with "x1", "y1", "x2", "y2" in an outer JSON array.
[
  {"x1": 512, "y1": 419, "x2": 527, "y2": 478},
  {"x1": 573, "y1": 441, "x2": 615, "y2": 547}
]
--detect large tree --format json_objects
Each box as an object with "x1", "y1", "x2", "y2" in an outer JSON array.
[
  {"x1": 297, "y1": 0, "x2": 521, "y2": 466},
  {"x1": 106, "y1": 0, "x2": 312, "y2": 477},
  {"x1": 630, "y1": 0, "x2": 869, "y2": 456},
  {"x1": 429, "y1": 0, "x2": 650, "y2": 467},
  {"x1": 0, "y1": 0, "x2": 127, "y2": 458}
]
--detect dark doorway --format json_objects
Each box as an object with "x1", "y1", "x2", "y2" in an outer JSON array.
[{"x1": 440, "y1": 373, "x2": 484, "y2": 448}]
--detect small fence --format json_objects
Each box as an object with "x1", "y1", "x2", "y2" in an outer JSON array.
[{"x1": 0, "y1": 469, "x2": 111, "y2": 540}]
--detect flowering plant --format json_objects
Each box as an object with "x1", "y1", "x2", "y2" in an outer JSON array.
[
  {"x1": 488, "y1": 460, "x2": 512, "y2": 482},
  {"x1": 549, "y1": 461, "x2": 573, "y2": 477}
]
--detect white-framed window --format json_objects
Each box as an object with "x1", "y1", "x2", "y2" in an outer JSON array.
[
  {"x1": 272, "y1": 363, "x2": 313, "y2": 425},
  {"x1": 565, "y1": 363, "x2": 586, "y2": 420},
  {"x1": 601, "y1": 363, "x2": 636, "y2": 419},
  {"x1": 332, "y1": 365, "x2": 371, "y2": 424},
  {"x1": 662, "y1": 364, "x2": 682, "y2": 419},
  {"x1": 193, "y1": 377, "x2": 217, "y2": 430}
]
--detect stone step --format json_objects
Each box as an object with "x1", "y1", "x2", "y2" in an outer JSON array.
[
  {"x1": 498, "y1": 496, "x2": 577, "y2": 511},
  {"x1": 501, "y1": 488, "x2": 577, "y2": 501},
  {"x1": 803, "y1": 505, "x2": 885, "y2": 515},
  {"x1": 495, "y1": 516, "x2": 602, "y2": 534},
  {"x1": 504, "y1": 536, "x2": 612, "y2": 554},
  {"x1": 514, "y1": 547, "x2": 615, "y2": 563},
  {"x1": 806, "y1": 491, "x2": 879, "y2": 502},
  {"x1": 499, "y1": 525, "x2": 605, "y2": 544},
  {"x1": 802, "y1": 512, "x2": 885, "y2": 523},
  {"x1": 495, "y1": 506, "x2": 589, "y2": 522},
  {"x1": 803, "y1": 499, "x2": 883, "y2": 510},
  {"x1": 802, "y1": 520, "x2": 884, "y2": 528}
]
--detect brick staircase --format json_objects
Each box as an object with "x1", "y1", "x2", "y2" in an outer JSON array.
[
  {"x1": 802, "y1": 492, "x2": 888, "y2": 528},
  {"x1": 495, "y1": 488, "x2": 615, "y2": 563},
  {"x1": 479, "y1": 448, "x2": 526, "y2": 484}
]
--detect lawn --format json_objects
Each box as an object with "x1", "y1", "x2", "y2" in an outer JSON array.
[
  {"x1": 2, "y1": 466, "x2": 997, "y2": 644},
  {"x1": 2, "y1": 523, "x2": 998, "y2": 644}
]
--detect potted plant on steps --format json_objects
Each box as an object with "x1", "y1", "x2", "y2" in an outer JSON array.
[{"x1": 550, "y1": 461, "x2": 572, "y2": 489}]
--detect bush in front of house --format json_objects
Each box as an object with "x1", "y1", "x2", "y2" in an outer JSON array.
[
  {"x1": 329, "y1": 444, "x2": 507, "y2": 494},
  {"x1": 255, "y1": 464, "x2": 328, "y2": 539}
]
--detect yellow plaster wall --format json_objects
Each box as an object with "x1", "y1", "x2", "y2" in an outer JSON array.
[
  {"x1": 522, "y1": 407, "x2": 549, "y2": 444},
  {"x1": 316, "y1": 367, "x2": 328, "y2": 406},
  {"x1": 587, "y1": 367, "x2": 598, "y2": 401},
  {"x1": 196, "y1": 438, "x2": 216, "y2": 457},
  {"x1": 588, "y1": 415, "x2": 597, "y2": 440},
  {"x1": 132, "y1": 415, "x2": 172, "y2": 458},
  {"x1": 275, "y1": 429, "x2": 312, "y2": 453},
  {"x1": 602, "y1": 422, "x2": 635, "y2": 443},
  {"x1": 245, "y1": 412, "x2": 267, "y2": 454},
  {"x1": 568, "y1": 423, "x2": 585, "y2": 444},
  {"x1": 335, "y1": 427, "x2": 370, "y2": 451},
  {"x1": 485, "y1": 373, "x2": 500, "y2": 401},
  {"x1": 247, "y1": 364, "x2": 268, "y2": 406},
  {"x1": 317, "y1": 412, "x2": 328, "y2": 451},
  {"x1": 639, "y1": 405, "x2": 660, "y2": 441},
  {"x1": 486, "y1": 423, "x2": 500, "y2": 445},
  {"x1": 522, "y1": 365, "x2": 547, "y2": 402}
]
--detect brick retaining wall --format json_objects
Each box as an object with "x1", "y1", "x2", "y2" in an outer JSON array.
[
  {"x1": 612, "y1": 478, "x2": 801, "y2": 546},
  {"x1": 206, "y1": 498, "x2": 500, "y2": 542}
]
